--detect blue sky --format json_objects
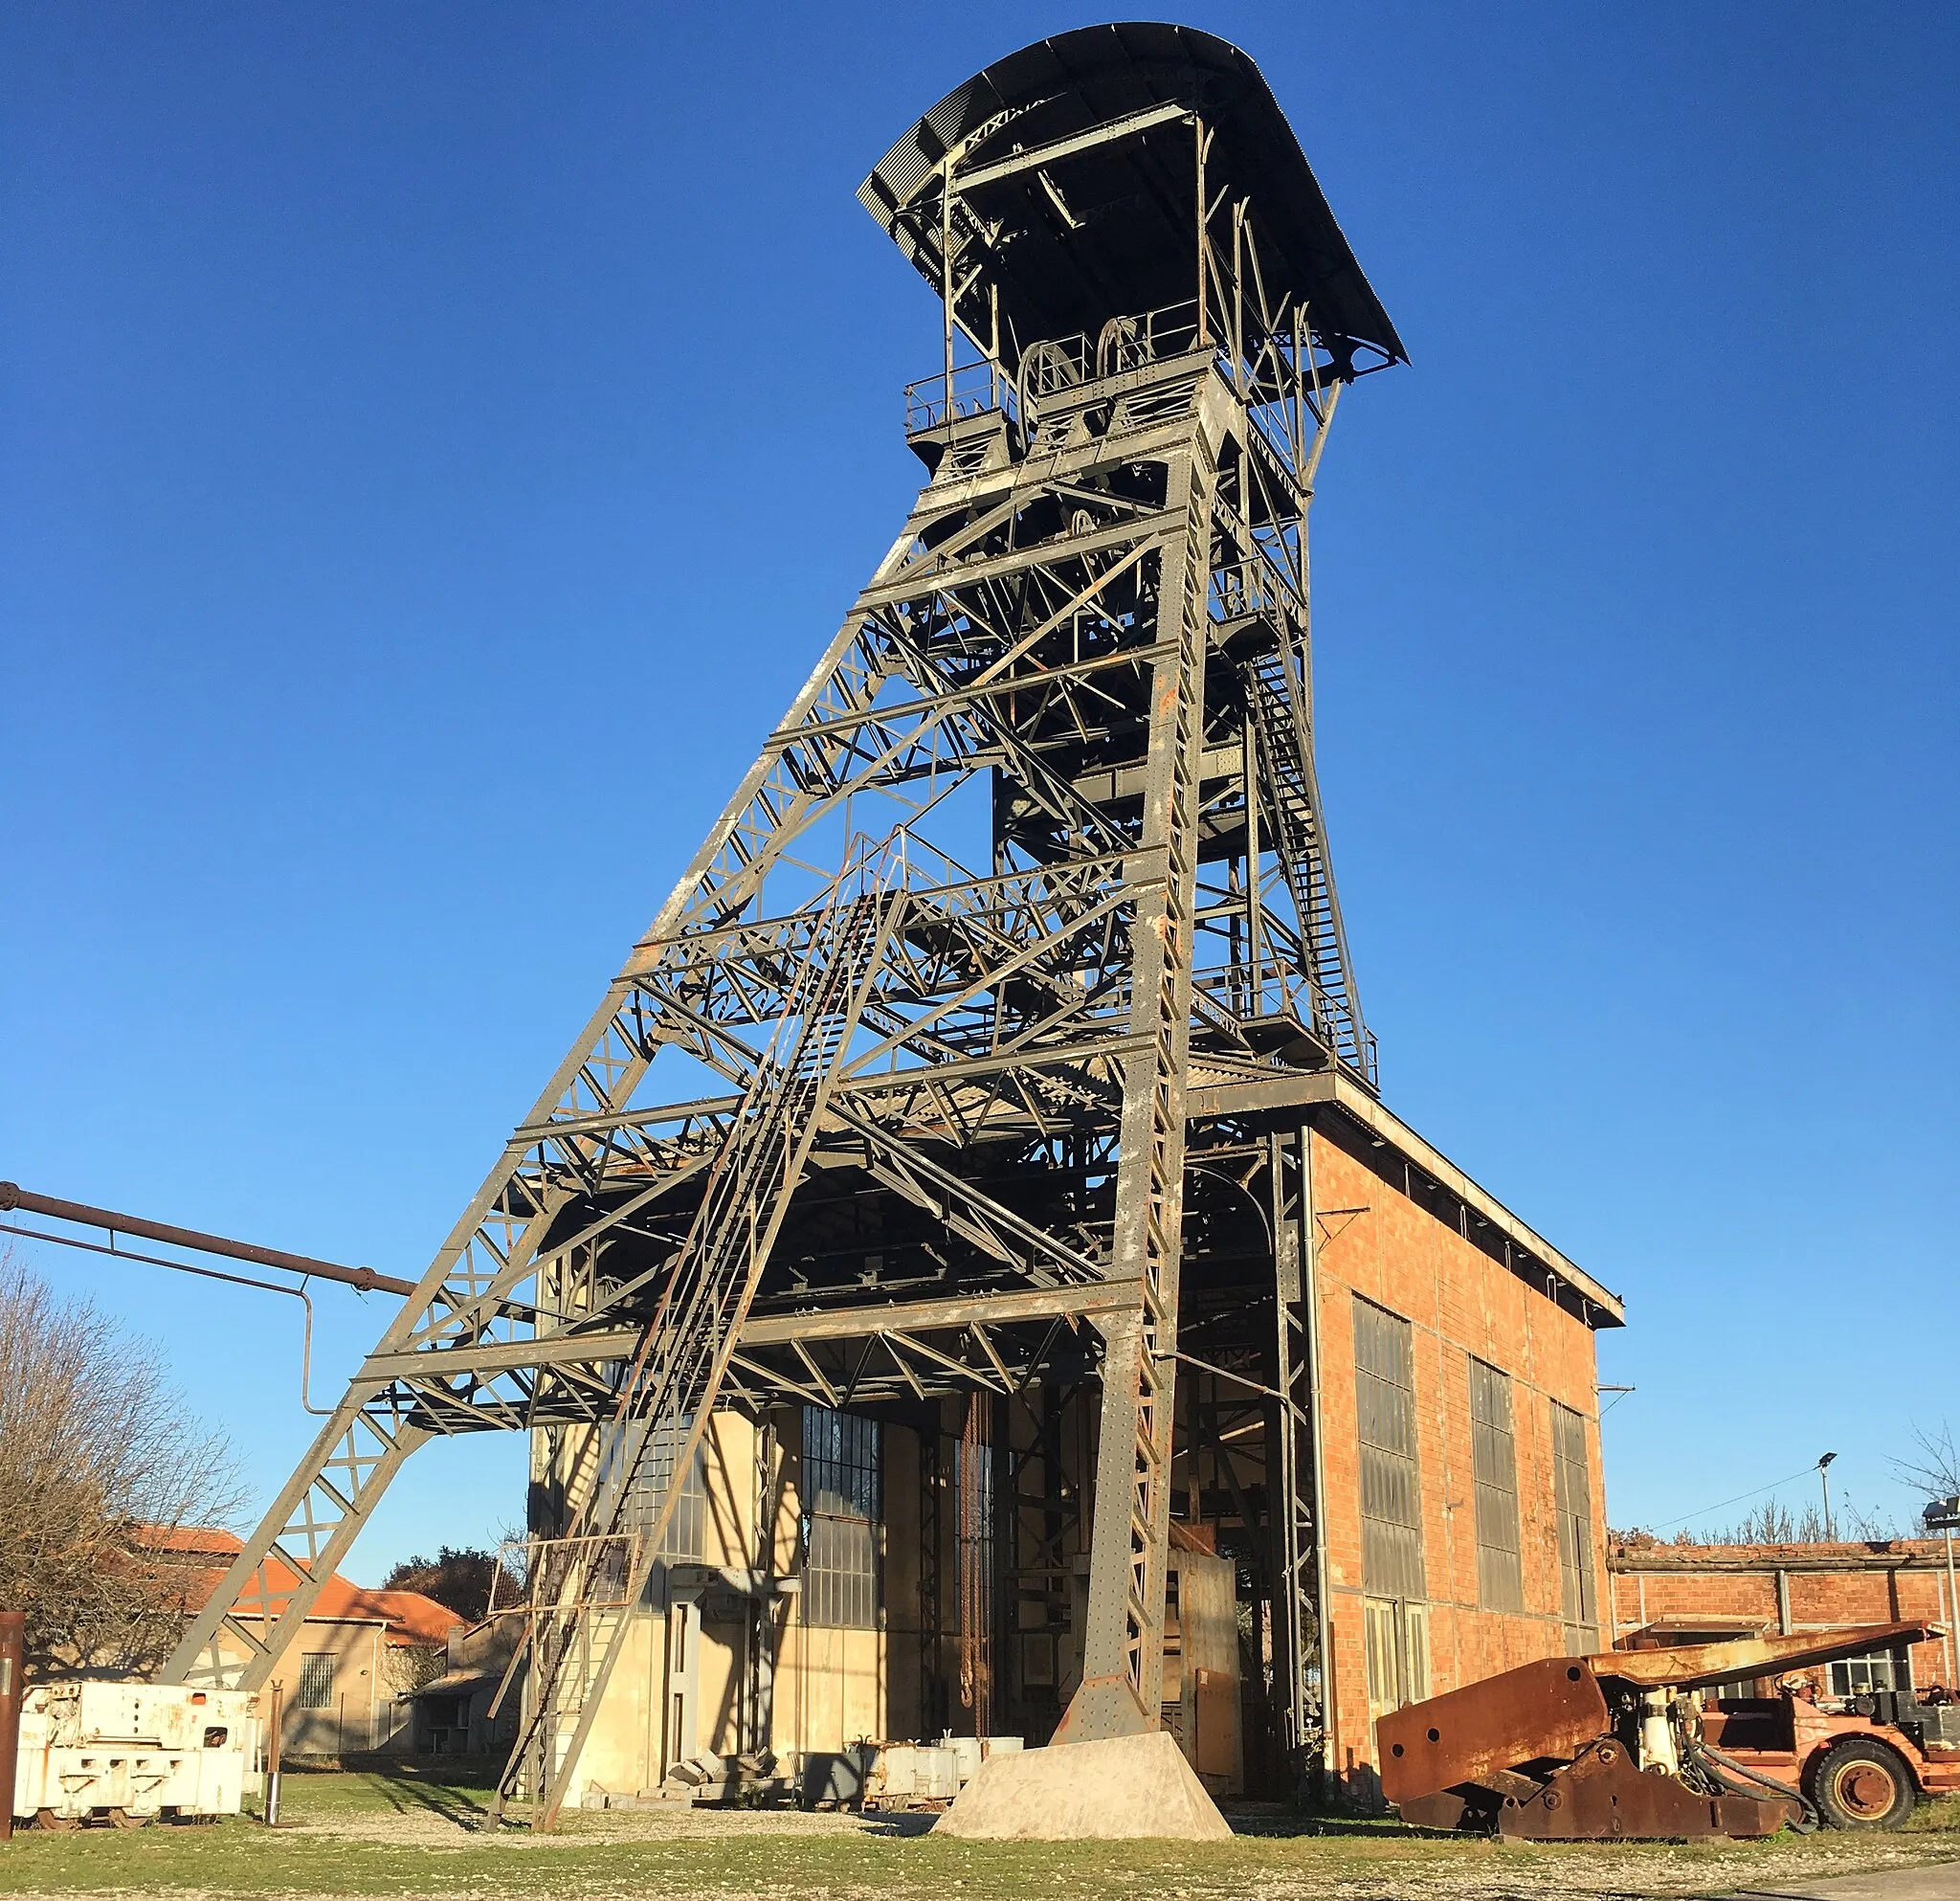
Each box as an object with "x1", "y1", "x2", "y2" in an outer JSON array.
[{"x1": 3, "y1": 3, "x2": 1954, "y2": 1582}]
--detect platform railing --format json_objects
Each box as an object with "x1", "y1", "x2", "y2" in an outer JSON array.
[
  {"x1": 903, "y1": 360, "x2": 1017, "y2": 435},
  {"x1": 902, "y1": 297, "x2": 1214, "y2": 436}
]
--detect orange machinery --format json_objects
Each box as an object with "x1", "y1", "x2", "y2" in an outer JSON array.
[{"x1": 1377, "y1": 1621, "x2": 1960, "y2": 1839}]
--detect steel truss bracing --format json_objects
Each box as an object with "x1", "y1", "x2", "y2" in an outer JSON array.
[{"x1": 165, "y1": 23, "x2": 1405, "y2": 1813}]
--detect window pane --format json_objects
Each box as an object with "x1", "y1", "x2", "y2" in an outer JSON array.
[
  {"x1": 296, "y1": 1651, "x2": 336, "y2": 1711},
  {"x1": 1354, "y1": 1299, "x2": 1425, "y2": 1602},
  {"x1": 803, "y1": 1405, "x2": 880, "y2": 1628},
  {"x1": 602, "y1": 1415, "x2": 706, "y2": 1561},
  {"x1": 1551, "y1": 1400, "x2": 1599, "y2": 1650},
  {"x1": 1830, "y1": 1654, "x2": 1895, "y2": 1696},
  {"x1": 1469, "y1": 1359, "x2": 1524, "y2": 1613}
]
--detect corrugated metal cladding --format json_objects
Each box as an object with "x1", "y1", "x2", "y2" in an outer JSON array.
[
  {"x1": 1551, "y1": 1399, "x2": 1600, "y2": 1651},
  {"x1": 1353, "y1": 1298, "x2": 1425, "y2": 1602},
  {"x1": 803, "y1": 1406, "x2": 881, "y2": 1630},
  {"x1": 1469, "y1": 1358, "x2": 1525, "y2": 1613}
]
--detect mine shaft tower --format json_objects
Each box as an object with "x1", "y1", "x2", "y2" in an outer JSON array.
[{"x1": 165, "y1": 25, "x2": 1410, "y2": 1817}]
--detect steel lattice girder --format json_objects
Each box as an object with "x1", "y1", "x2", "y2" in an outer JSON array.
[
  {"x1": 156, "y1": 382, "x2": 1364, "y2": 1677},
  {"x1": 162, "y1": 376, "x2": 1359, "y2": 1704}
]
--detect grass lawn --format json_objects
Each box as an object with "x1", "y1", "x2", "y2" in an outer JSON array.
[{"x1": 2, "y1": 1764, "x2": 1956, "y2": 1900}]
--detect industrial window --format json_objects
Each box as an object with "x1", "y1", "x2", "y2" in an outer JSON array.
[
  {"x1": 603, "y1": 1416, "x2": 706, "y2": 1561},
  {"x1": 1364, "y1": 1598, "x2": 1430, "y2": 1712},
  {"x1": 802, "y1": 1406, "x2": 880, "y2": 1629},
  {"x1": 1550, "y1": 1400, "x2": 1600, "y2": 1652},
  {"x1": 1830, "y1": 1653, "x2": 1897, "y2": 1697},
  {"x1": 1469, "y1": 1358, "x2": 1524, "y2": 1614},
  {"x1": 295, "y1": 1651, "x2": 336, "y2": 1711},
  {"x1": 1353, "y1": 1298, "x2": 1425, "y2": 1602}
]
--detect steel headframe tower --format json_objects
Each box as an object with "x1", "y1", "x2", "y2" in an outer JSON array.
[{"x1": 162, "y1": 23, "x2": 1405, "y2": 1817}]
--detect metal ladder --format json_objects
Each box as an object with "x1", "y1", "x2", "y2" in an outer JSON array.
[
  {"x1": 1246, "y1": 648, "x2": 1373, "y2": 1083},
  {"x1": 492, "y1": 885, "x2": 891, "y2": 1826}
]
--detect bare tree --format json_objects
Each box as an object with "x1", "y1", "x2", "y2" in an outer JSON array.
[
  {"x1": 1892, "y1": 1420, "x2": 1960, "y2": 1510},
  {"x1": 0, "y1": 1248, "x2": 244, "y2": 1675},
  {"x1": 1615, "y1": 1493, "x2": 1894, "y2": 1548},
  {"x1": 1708, "y1": 1496, "x2": 1894, "y2": 1544}
]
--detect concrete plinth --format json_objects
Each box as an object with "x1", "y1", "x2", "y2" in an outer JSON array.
[{"x1": 931, "y1": 1732, "x2": 1234, "y2": 1841}]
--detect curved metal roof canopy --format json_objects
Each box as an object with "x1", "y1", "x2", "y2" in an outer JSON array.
[{"x1": 859, "y1": 22, "x2": 1405, "y2": 371}]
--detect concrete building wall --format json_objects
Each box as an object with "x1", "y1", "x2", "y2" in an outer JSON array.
[
  {"x1": 567, "y1": 1402, "x2": 928, "y2": 1801},
  {"x1": 568, "y1": 1407, "x2": 765, "y2": 1800},
  {"x1": 220, "y1": 1617, "x2": 410, "y2": 1756},
  {"x1": 764, "y1": 1403, "x2": 893, "y2": 1768}
]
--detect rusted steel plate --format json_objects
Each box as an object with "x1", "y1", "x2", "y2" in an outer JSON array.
[{"x1": 1378, "y1": 1656, "x2": 1609, "y2": 1805}]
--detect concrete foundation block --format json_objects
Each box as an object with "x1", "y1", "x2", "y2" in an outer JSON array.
[{"x1": 930, "y1": 1731, "x2": 1234, "y2": 1841}]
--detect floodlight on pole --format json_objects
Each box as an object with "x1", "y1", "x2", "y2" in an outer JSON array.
[{"x1": 1817, "y1": 1452, "x2": 1838, "y2": 1540}]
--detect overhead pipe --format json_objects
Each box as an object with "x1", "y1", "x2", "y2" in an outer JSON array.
[{"x1": 0, "y1": 1182, "x2": 415, "y2": 1298}]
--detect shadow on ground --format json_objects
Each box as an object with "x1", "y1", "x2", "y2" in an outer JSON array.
[{"x1": 292, "y1": 1757, "x2": 497, "y2": 1829}]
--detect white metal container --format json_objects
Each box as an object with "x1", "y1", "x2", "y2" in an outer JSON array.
[
  {"x1": 866, "y1": 1742, "x2": 960, "y2": 1807},
  {"x1": 12, "y1": 1682, "x2": 261, "y2": 1825}
]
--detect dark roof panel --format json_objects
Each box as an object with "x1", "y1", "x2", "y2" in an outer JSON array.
[{"x1": 860, "y1": 23, "x2": 1405, "y2": 367}]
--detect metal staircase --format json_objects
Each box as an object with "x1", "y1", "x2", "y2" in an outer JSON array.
[
  {"x1": 1246, "y1": 646, "x2": 1375, "y2": 1086},
  {"x1": 492, "y1": 883, "x2": 893, "y2": 1826}
]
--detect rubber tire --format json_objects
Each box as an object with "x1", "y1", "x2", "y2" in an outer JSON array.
[{"x1": 1810, "y1": 1738, "x2": 1914, "y2": 1830}]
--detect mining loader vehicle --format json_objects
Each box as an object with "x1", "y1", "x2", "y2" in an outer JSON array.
[{"x1": 1377, "y1": 1620, "x2": 1960, "y2": 1840}]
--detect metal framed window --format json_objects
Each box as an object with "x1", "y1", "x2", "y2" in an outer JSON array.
[
  {"x1": 1829, "y1": 1653, "x2": 1896, "y2": 1697},
  {"x1": 295, "y1": 1651, "x2": 336, "y2": 1711},
  {"x1": 1363, "y1": 1598, "x2": 1429, "y2": 1712},
  {"x1": 603, "y1": 1416, "x2": 706, "y2": 1561},
  {"x1": 802, "y1": 1406, "x2": 880, "y2": 1629},
  {"x1": 1469, "y1": 1358, "x2": 1524, "y2": 1613},
  {"x1": 1354, "y1": 1297, "x2": 1425, "y2": 1602},
  {"x1": 1550, "y1": 1399, "x2": 1600, "y2": 1651}
]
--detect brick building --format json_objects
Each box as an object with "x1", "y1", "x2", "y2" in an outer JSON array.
[
  {"x1": 1308, "y1": 1107, "x2": 1617, "y2": 1796},
  {"x1": 1609, "y1": 1538, "x2": 1960, "y2": 1701},
  {"x1": 536, "y1": 1079, "x2": 1621, "y2": 1808}
]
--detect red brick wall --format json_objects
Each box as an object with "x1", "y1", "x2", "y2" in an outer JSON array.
[
  {"x1": 1609, "y1": 1542, "x2": 1960, "y2": 1692},
  {"x1": 1311, "y1": 1125, "x2": 1608, "y2": 1798}
]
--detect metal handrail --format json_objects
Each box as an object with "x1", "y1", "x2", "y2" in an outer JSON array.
[
  {"x1": 902, "y1": 296, "x2": 1212, "y2": 436},
  {"x1": 903, "y1": 361, "x2": 1016, "y2": 434}
]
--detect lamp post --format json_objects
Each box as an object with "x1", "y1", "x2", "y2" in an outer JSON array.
[
  {"x1": 1817, "y1": 1452, "x2": 1838, "y2": 1540},
  {"x1": 1927, "y1": 1497, "x2": 1960, "y2": 1692}
]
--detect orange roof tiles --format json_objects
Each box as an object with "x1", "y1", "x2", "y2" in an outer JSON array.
[{"x1": 140, "y1": 1525, "x2": 463, "y2": 1647}]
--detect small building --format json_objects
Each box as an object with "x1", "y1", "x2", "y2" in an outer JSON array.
[
  {"x1": 158, "y1": 1527, "x2": 461, "y2": 1756},
  {"x1": 1609, "y1": 1537, "x2": 1960, "y2": 1699},
  {"x1": 405, "y1": 1613, "x2": 525, "y2": 1758}
]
